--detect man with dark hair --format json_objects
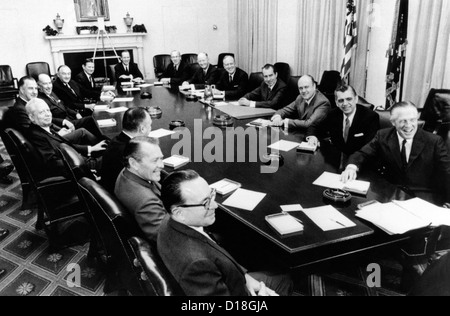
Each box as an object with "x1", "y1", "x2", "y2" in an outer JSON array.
[
  {"x1": 158, "y1": 170, "x2": 293, "y2": 296},
  {"x1": 306, "y1": 84, "x2": 379, "y2": 166},
  {"x1": 75, "y1": 58, "x2": 101, "y2": 93},
  {"x1": 182, "y1": 52, "x2": 220, "y2": 89},
  {"x1": 160, "y1": 50, "x2": 189, "y2": 85},
  {"x1": 271, "y1": 75, "x2": 330, "y2": 129},
  {"x1": 100, "y1": 108, "x2": 152, "y2": 192},
  {"x1": 239, "y1": 64, "x2": 287, "y2": 109},
  {"x1": 215, "y1": 55, "x2": 249, "y2": 101},
  {"x1": 115, "y1": 51, "x2": 144, "y2": 85},
  {"x1": 115, "y1": 137, "x2": 166, "y2": 242}
]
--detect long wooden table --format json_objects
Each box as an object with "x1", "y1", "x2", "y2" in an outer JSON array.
[{"x1": 94, "y1": 85, "x2": 429, "y2": 270}]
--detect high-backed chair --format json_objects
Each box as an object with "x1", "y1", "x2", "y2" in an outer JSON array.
[
  {"x1": 26, "y1": 62, "x2": 52, "y2": 81},
  {"x1": 108, "y1": 64, "x2": 117, "y2": 85},
  {"x1": 181, "y1": 53, "x2": 198, "y2": 65},
  {"x1": 78, "y1": 177, "x2": 144, "y2": 295},
  {"x1": 374, "y1": 106, "x2": 392, "y2": 130},
  {"x1": 0, "y1": 65, "x2": 19, "y2": 101},
  {"x1": 358, "y1": 96, "x2": 375, "y2": 110},
  {"x1": 153, "y1": 54, "x2": 171, "y2": 79},
  {"x1": 217, "y1": 53, "x2": 235, "y2": 69},
  {"x1": 420, "y1": 89, "x2": 450, "y2": 133},
  {"x1": 128, "y1": 236, "x2": 184, "y2": 296},
  {"x1": 4, "y1": 129, "x2": 85, "y2": 248},
  {"x1": 318, "y1": 70, "x2": 342, "y2": 108},
  {"x1": 274, "y1": 62, "x2": 291, "y2": 85},
  {"x1": 247, "y1": 72, "x2": 264, "y2": 93},
  {"x1": 283, "y1": 75, "x2": 300, "y2": 107}
]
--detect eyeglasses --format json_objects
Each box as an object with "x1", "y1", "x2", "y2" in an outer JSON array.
[{"x1": 177, "y1": 188, "x2": 216, "y2": 210}]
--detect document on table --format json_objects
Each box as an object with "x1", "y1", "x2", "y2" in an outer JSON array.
[
  {"x1": 280, "y1": 204, "x2": 303, "y2": 212},
  {"x1": 222, "y1": 189, "x2": 266, "y2": 211},
  {"x1": 229, "y1": 101, "x2": 240, "y2": 106},
  {"x1": 313, "y1": 172, "x2": 371, "y2": 195},
  {"x1": 148, "y1": 128, "x2": 176, "y2": 139},
  {"x1": 211, "y1": 101, "x2": 228, "y2": 107},
  {"x1": 390, "y1": 198, "x2": 450, "y2": 227},
  {"x1": 268, "y1": 140, "x2": 302, "y2": 152},
  {"x1": 94, "y1": 105, "x2": 109, "y2": 111},
  {"x1": 137, "y1": 83, "x2": 153, "y2": 88},
  {"x1": 302, "y1": 205, "x2": 356, "y2": 231},
  {"x1": 97, "y1": 119, "x2": 117, "y2": 128},
  {"x1": 106, "y1": 106, "x2": 129, "y2": 114},
  {"x1": 112, "y1": 97, "x2": 134, "y2": 103},
  {"x1": 122, "y1": 87, "x2": 141, "y2": 92}
]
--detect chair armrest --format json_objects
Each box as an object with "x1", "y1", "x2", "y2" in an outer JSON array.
[{"x1": 37, "y1": 176, "x2": 72, "y2": 189}]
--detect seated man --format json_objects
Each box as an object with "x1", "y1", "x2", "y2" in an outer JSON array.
[
  {"x1": 115, "y1": 137, "x2": 167, "y2": 243},
  {"x1": 215, "y1": 55, "x2": 249, "y2": 101},
  {"x1": 158, "y1": 170, "x2": 293, "y2": 296},
  {"x1": 115, "y1": 51, "x2": 144, "y2": 85},
  {"x1": 38, "y1": 74, "x2": 105, "y2": 140},
  {"x1": 100, "y1": 108, "x2": 152, "y2": 193},
  {"x1": 306, "y1": 84, "x2": 379, "y2": 163},
  {"x1": 271, "y1": 75, "x2": 330, "y2": 129},
  {"x1": 182, "y1": 52, "x2": 220, "y2": 89},
  {"x1": 25, "y1": 99, "x2": 107, "y2": 179},
  {"x1": 341, "y1": 101, "x2": 450, "y2": 204},
  {"x1": 74, "y1": 58, "x2": 102, "y2": 93},
  {"x1": 160, "y1": 50, "x2": 189, "y2": 86},
  {"x1": 53, "y1": 65, "x2": 114, "y2": 116},
  {"x1": 239, "y1": 64, "x2": 287, "y2": 109}
]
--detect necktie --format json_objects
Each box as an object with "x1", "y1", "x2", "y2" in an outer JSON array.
[
  {"x1": 65, "y1": 83, "x2": 77, "y2": 96},
  {"x1": 401, "y1": 139, "x2": 408, "y2": 169},
  {"x1": 89, "y1": 76, "x2": 94, "y2": 88},
  {"x1": 229, "y1": 75, "x2": 233, "y2": 83},
  {"x1": 125, "y1": 66, "x2": 129, "y2": 74},
  {"x1": 343, "y1": 117, "x2": 351, "y2": 143}
]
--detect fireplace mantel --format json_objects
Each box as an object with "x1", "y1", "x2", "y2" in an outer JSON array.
[{"x1": 45, "y1": 33, "x2": 146, "y2": 74}]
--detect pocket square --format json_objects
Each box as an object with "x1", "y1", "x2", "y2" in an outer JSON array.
[{"x1": 354, "y1": 133, "x2": 364, "y2": 137}]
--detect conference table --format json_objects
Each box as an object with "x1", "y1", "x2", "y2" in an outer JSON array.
[{"x1": 94, "y1": 84, "x2": 430, "y2": 271}]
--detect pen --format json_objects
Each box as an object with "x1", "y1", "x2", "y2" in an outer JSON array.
[
  {"x1": 330, "y1": 219, "x2": 346, "y2": 227},
  {"x1": 282, "y1": 212, "x2": 303, "y2": 224}
]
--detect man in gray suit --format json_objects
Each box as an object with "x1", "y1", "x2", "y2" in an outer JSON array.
[
  {"x1": 114, "y1": 137, "x2": 167, "y2": 242},
  {"x1": 271, "y1": 75, "x2": 331, "y2": 130}
]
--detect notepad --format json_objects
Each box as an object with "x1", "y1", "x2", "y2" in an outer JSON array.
[
  {"x1": 265, "y1": 213, "x2": 304, "y2": 236},
  {"x1": 97, "y1": 118, "x2": 117, "y2": 128},
  {"x1": 112, "y1": 97, "x2": 134, "y2": 103},
  {"x1": 268, "y1": 140, "x2": 302, "y2": 152},
  {"x1": 280, "y1": 204, "x2": 303, "y2": 212},
  {"x1": 313, "y1": 172, "x2": 371, "y2": 195},
  {"x1": 210, "y1": 179, "x2": 242, "y2": 195},
  {"x1": 121, "y1": 82, "x2": 134, "y2": 86},
  {"x1": 222, "y1": 189, "x2": 266, "y2": 211},
  {"x1": 148, "y1": 129, "x2": 176, "y2": 139},
  {"x1": 163, "y1": 155, "x2": 190, "y2": 169},
  {"x1": 137, "y1": 83, "x2": 153, "y2": 88},
  {"x1": 106, "y1": 106, "x2": 129, "y2": 113},
  {"x1": 122, "y1": 87, "x2": 141, "y2": 92},
  {"x1": 297, "y1": 142, "x2": 317, "y2": 153},
  {"x1": 302, "y1": 205, "x2": 356, "y2": 231},
  {"x1": 94, "y1": 105, "x2": 109, "y2": 111},
  {"x1": 102, "y1": 85, "x2": 115, "y2": 91}
]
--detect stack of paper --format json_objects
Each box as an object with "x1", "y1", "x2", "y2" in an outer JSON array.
[
  {"x1": 268, "y1": 140, "x2": 302, "y2": 152},
  {"x1": 265, "y1": 213, "x2": 304, "y2": 236},
  {"x1": 302, "y1": 205, "x2": 356, "y2": 231},
  {"x1": 112, "y1": 98, "x2": 134, "y2": 103},
  {"x1": 210, "y1": 179, "x2": 241, "y2": 195},
  {"x1": 97, "y1": 119, "x2": 117, "y2": 128},
  {"x1": 106, "y1": 106, "x2": 129, "y2": 114},
  {"x1": 297, "y1": 142, "x2": 317, "y2": 153},
  {"x1": 313, "y1": 172, "x2": 371, "y2": 195},
  {"x1": 222, "y1": 189, "x2": 266, "y2": 211},
  {"x1": 163, "y1": 155, "x2": 190, "y2": 169},
  {"x1": 148, "y1": 129, "x2": 176, "y2": 139}
]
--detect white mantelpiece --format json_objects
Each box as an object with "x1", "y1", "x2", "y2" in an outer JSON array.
[{"x1": 45, "y1": 33, "x2": 146, "y2": 73}]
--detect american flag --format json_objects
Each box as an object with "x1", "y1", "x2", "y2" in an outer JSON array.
[{"x1": 340, "y1": 0, "x2": 358, "y2": 81}]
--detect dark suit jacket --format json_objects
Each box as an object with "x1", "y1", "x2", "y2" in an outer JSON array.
[
  {"x1": 74, "y1": 71, "x2": 101, "y2": 93},
  {"x1": 115, "y1": 169, "x2": 167, "y2": 242},
  {"x1": 276, "y1": 90, "x2": 330, "y2": 128},
  {"x1": 38, "y1": 92, "x2": 78, "y2": 122},
  {"x1": 25, "y1": 123, "x2": 88, "y2": 179},
  {"x1": 115, "y1": 62, "x2": 144, "y2": 84},
  {"x1": 161, "y1": 61, "x2": 189, "y2": 86},
  {"x1": 244, "y1": 79, "x2": 287, "y2": 109},
  {"x1": 188, "y1": 65, "x2": 220, "y2": 88},
  {"x1": 216, "y1": 68, "x2": 249, "y2": 101},
  {"x1": 53, "y1": 77, "x2": 100, "y2": 111},
  {"x1": 307, "y1": 104, "x2": 380, "y2": 155},
  {"x1": 349, "y1": 127, "x2": 450, "y2": 201},
  {"x1": 409, "y1": 252, "x2": 450, "y2": 296},
  {"x1": 157, "y1": 217, "x2": 249, "y2": 296},
  {"x1": 100, "y1": 132, "x2": 130, "y2": 193}
]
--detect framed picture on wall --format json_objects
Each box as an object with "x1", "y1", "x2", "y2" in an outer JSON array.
[{"x1": 74, "y1": 0, "x2": 110, "y2": 22}]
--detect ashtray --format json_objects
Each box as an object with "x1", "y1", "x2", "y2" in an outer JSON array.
[
  {"x1": 323, "y1": 188, "x2": 352, "y2": 203},
  {"x1": 186, "y1": 94, "x2": 198, "y2": 102},
  {"x1": 146, "y1": 106, "x2": 162, "y2": 119},
  {"x1": 262, "y1": 153, "x2": 284, "y2": 167},
  {"x1": 169, "y1": 120, "x2": 186, "y2": 130},
  {"x1": 141, "y1": 92, "x2": 152, "y2": 99},
  {"x1": 213, "y1": 115, "x2": 234, "y2": 127}
]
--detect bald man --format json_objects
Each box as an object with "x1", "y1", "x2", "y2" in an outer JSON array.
[
  {"x1": 271, "y1": 75, "x2": 330, "y2": 129},
  {"x1": 182, "y1": 52, "x2": 220, "y2": 89},
  {"x1": 160, "y1": 50, "x2": 189, "y2": 85}
]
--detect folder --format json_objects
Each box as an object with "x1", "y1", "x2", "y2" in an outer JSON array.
[{"x1": 265, "y1": 213, "x2": 304, "y2": 237}]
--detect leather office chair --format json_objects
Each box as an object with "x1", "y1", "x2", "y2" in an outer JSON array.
[
  {"x1": 374, "y1": 106, "x2": 392, "y2": 130},
  {"x1": 274, "y1": 62, "x2": 291, "y2": 84},
  {"x1": 217, "y1": 53, "x2": 235, "y2": 69},
  {"x1": 420, "y1": 89, "x2": 450, "y2": 133},
  {"x1": 358, "y1": 96, "x2": 375, "y2": 110},
  {"x1": 153, "y1": 54, "x2": 171, "y2": 79},
  {"x1": 25, "y1": 62, "x2": 51, "y2": 81},
  {"x1": 78, "y1": 177, "x2": 144, "y2": 295},
  {"x1": 318, "y1": 70, "x2": 342, "y2": 108},
  {"x1": 283, "y1": 75, "x2": 300, "y2": 106},
  {"x1": 5, "y1": 128, "x2": 86, "y2": 248},
  {"x1": 181, "y1": 53, "x2": 198, "y2": 65},
  {"x1": 108, "y1": 64, "x2": 117, "y2": 85},
  {"x1": 0, "y1": 65, "x2": 19, "y2": 101},
  {"x1": 247, "y1": 72, "x2": 264, "y2": 93},
  {"x1": 128, "y1": 236, "x2": 184, "y2": 296}
]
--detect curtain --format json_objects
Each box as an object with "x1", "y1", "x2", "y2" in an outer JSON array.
[
  {"x1": 229, "y1": 0, "x2": 278, "y2": 73},
  {"x1": 403, "y1": 0, "x2": 450, "y2": 108}
]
